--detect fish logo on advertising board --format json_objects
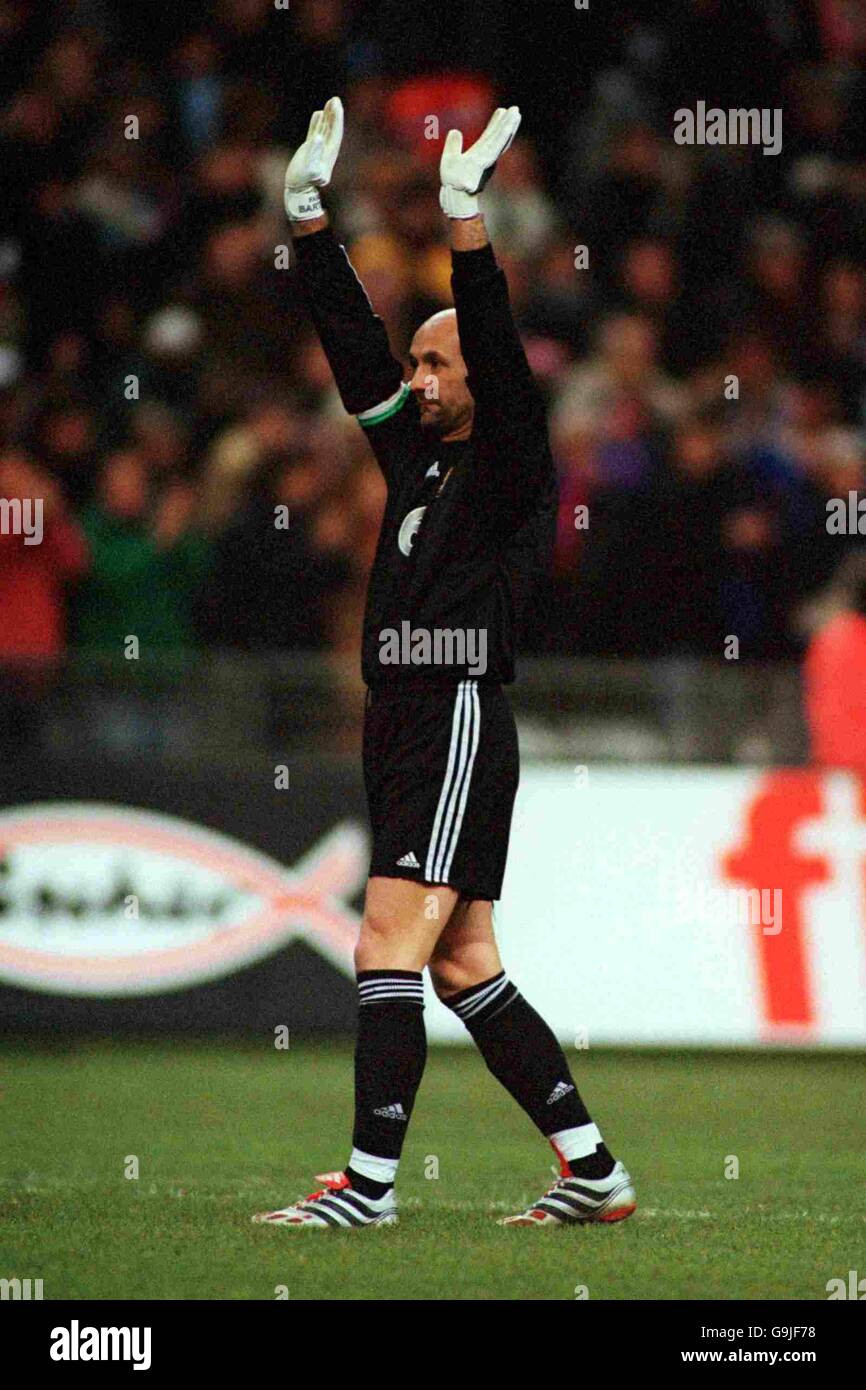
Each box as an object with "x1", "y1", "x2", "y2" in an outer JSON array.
[{"x1": 0, "y1": 804, "x2": 365, "y2": 996}]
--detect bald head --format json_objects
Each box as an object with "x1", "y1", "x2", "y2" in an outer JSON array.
[
  {"x1": 418, "y1": 307, "x2": 460, "y2": 349},
  {"x1": 408, "y1": 308, "x2": 473, "y2": 441}
]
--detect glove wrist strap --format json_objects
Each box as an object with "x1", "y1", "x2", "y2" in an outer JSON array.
[
  {"x1": 439, "y1": 186, "x2": 480, "y2": 219},
  {"x1": 286, "y1": 185, "x2": 325, "y2": 221}
]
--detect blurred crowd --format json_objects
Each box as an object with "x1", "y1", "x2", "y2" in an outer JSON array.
[{"x1": 1, "y1": 0, "x2": 866, "y2": 686}]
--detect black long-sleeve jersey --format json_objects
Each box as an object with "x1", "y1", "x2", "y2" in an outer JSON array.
[{"x1": 294, "y1": 227, "x2": 558, "y2": 687}]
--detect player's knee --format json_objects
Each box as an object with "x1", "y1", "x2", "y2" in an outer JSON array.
[
  {"x1": 428, "y1": 954, "x2": 470, "y2": 999},
  {"x1": 355, "y1": 908, "x2": 423, "y2": 972},
  {"x1": 354, "y1": 914, "x2": 390, "y2": 970},
  {"x1": 429, "y1": 923, "x2": 504, "y2": 996}
]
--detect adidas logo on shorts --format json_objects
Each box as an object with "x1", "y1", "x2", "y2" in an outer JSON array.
[
  {"x1": 396, "y1": 851, "x2": 420, "y2": 868},
  {"x1": 373, "y1": 1102, "x2": 408, "y2": 1121}
]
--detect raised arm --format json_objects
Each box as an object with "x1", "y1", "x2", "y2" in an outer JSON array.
[
  {"x1": 285, "y1": 99, "x2": 415, "y2": 477},
  {"x1": 448, "y1": 214, "x2": 539, "y2": 423},
  {"x1": 439, "y1": 108, "x2": 553, "y2": 510}
]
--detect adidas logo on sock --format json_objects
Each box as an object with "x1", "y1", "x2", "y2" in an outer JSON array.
[
  {"x1": 373, "y1": 1102, "x2": 408, "y2": 1121},
  {"x1": 546, "y1": 1081, "x2": 576, "y2": 1105},
  {"x1": 396, "y1": 851, "x2": 420, "y2": 868}
]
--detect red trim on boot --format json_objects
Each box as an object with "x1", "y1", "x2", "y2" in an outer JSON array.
[{"x1": 549, "y1": 1138, "x2": 571, "y2": 1179}]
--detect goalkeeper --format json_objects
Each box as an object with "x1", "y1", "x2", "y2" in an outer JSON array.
[{"x1": 253, "y1": 98, "x2": 636, "y2": 1230}]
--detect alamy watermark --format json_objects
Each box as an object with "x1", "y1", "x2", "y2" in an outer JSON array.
[
  {"x1": 0, "y1": 497, "x2": 43, "y2": 545},
  {"x1": 379, "y1": 622, "x2": 487, "y2": 675},
  {"x1": 674, "y1": 102, "x2": 782, "y2": 157},
  {"x1": 1, "y1": 1276, "x2": 43, "y2": 1299},
  {"x1": 826, "y1": 492, "x2": 866, "y2": 534},
  {"x1": 50, "y1": 1322, "x2": 151, "y2": 1370},
  {"x1": 673, "y1": 882, "x2": 782, "y2": 934}
]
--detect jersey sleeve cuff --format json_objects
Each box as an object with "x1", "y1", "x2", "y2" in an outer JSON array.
[
  {"x1": 450, "y1": 242, "x2": 497, "y2": 284},
  {"x1": 357, "y1": 381, "x2": 411, "y2": 428}
]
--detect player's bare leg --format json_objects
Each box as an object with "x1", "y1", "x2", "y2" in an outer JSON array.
[
  {"x1": 254, "y1": 876, "x2": 458, "y2": 1228},
  {"x1": 356, "y1": 876, "x2": 459, "y2": 972},
  {"x1": 430, "y1": 899, "x2": 636, "y2": 1227}
]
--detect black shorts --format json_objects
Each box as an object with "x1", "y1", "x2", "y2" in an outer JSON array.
[{"x1": 363, "y1": 677, "x2": 520, "y2": 901}]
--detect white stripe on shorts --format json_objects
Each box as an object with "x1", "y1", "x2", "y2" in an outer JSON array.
[{"x1": 425, "y1": 680, "x2": 480, "y2": 885}]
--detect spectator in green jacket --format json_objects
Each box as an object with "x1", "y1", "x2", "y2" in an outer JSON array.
[{"x1": 73, "y1": 450, "x2": 211, "y2": 659}]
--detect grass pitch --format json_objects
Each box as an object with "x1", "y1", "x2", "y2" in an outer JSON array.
[{"x1": 1, "y1": 1042, "x2": 863, "y2": 1301}]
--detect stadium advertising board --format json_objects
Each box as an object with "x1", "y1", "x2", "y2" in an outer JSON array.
[{"x1": 1, "y1": 767, "x2": 864, "y2": 1045}]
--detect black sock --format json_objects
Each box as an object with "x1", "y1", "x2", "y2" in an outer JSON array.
[
  {"x1": 346, "y1": 970, "x2": 426, "y2": 1198},
  {"x1": 444, "y1": 972, "x2": 614, "y2": 1179}
]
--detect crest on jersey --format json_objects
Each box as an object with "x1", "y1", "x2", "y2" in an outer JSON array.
[{"x1": 398, "y1": 505, "x2": 426, "y2": 556}]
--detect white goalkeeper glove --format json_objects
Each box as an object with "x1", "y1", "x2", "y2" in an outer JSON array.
[
  {"x1": 284, "y1": 96, "x2": 344, "y2": 222},
  {"x1": 439, "y1": 105, "x2": 521, "y2": 219}
]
